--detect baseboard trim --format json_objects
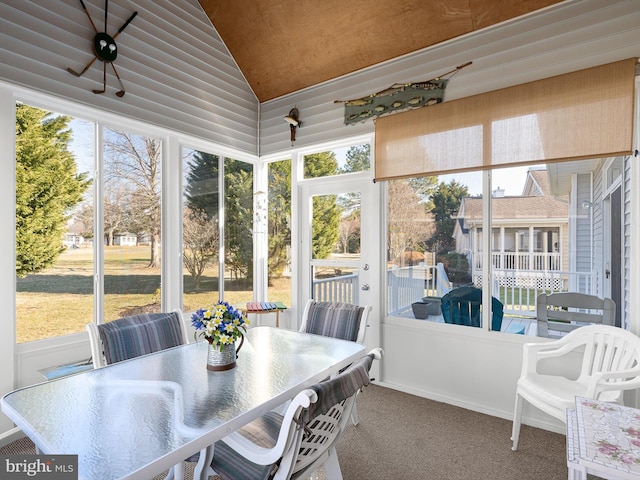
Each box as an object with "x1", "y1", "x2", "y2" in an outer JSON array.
[{"x1": 374, "y1": 380, "x2": 565, "y2": 435}]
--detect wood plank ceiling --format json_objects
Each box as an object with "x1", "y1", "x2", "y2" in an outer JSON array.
[{"x1": 198, "y1": 0, "x2": 564, "y2": 102}]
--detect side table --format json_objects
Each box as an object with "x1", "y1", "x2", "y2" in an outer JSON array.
[{"x1": 566, "y1": 396, "x2": 640, "y2": 480}]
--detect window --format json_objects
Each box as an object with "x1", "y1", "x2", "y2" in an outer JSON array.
[
  {"x1": 103, "y1": 128, "x2": 162, "y2": 321},
  {"x1": 267, "y1": 159, "x2": 292, "y2": 307},
  {"x1": 15, "y1": 104, "x2": 164, "y2": 342},
  {"x1": 15, "y1": 105, "x2": 94, "y2": 342},
  {"x1": 303, "y1": 143, "x2": 370, "y2": 179},
  {"x1": 182, "y1": 148, "x2": 221, "y2": 310},
  {"x1": 388, "y1": 156, "x2": 628, "y2": 336},
  {"x1": 181, "y1": 151, "x2": 255, "y2": 308},
  {"x1": 223, "y1": 158, "x2": 254, "y2": 304}
]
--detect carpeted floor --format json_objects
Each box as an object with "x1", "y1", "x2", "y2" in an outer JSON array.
[{"x1": 1, "y1": 384, "x2": 599, "y2": 479}]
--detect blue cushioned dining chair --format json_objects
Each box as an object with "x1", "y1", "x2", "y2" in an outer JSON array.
[
  {"x1": 299, "y1": 299, "x2": 370, "y2": 346},
  {"x1": 86, "y1": 309, "x2": 188, "y2": 480},
  {"x1": 201, "y1": 348, "x2": 383, "y2": 480},
  {"x1": 86, "y1": 309, "x2": 188, "y2": 368},
  {"x1": 299, "y1": 299, "x2": 371, "y2": 425}
]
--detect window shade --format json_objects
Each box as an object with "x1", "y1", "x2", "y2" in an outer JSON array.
[{"x1": 374, "y1": 58, "x2": 637, "y2": 181}]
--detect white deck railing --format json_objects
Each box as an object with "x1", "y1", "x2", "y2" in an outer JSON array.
[
  {"x1": 313, "y1": 272, "x2": 359, "y2": 304},
  {"x1": 474, "y1": 252, "x2": 562, "y2": 271}
]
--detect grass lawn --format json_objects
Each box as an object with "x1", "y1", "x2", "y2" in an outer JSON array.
[{"x1": 16, "y1": 246, "x2": 290, "y2": 343}]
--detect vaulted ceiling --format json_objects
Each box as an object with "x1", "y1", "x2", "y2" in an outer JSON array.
[{"x1": 198, "y1": 0, "x2": 564, "y2": 102}]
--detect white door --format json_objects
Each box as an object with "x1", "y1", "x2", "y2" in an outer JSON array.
[{"x1": 298, "y1": 175, "x2": 380, "y2": 351}]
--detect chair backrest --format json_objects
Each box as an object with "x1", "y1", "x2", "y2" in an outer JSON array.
[
  {"x1": 209, "y1": 348, "x2": 382, "y2": 480},
  {"x1": 277, "y1": 348, "x2": 381, "y2": 480},
  {"x1": 299, "y1": 299, "x2": 371, "y2": 344},
  {"x1": 555, "y1": 325, "x2": 640, "y2": 402},
  {"x1": 536, "y1": 292, "x2": 616, "y2": 338},
  {"x1": 440, "y1": 286, "x2": 503, "y2": 331},
  {"x1": 86, "y1": 309, "x2": 187, "y2": 368}
]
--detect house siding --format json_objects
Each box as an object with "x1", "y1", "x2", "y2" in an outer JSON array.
[
  {"x1": 624, "y1": 155, "x2": 632, "y2": 330},
  {"x1": 575, "y1": 173, "x2": 592, "y2": 292},
  {"x1": 0, "y1": 0, "x2": 258, "y2": 154}
]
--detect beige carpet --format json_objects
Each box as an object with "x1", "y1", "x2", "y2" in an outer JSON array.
[{"x1": 1, "y1": 384, "x2": 601, "y2": 479}]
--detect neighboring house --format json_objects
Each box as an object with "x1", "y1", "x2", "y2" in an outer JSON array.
[
  {"x1": 454, "y1": 160, "x2": 625, "y2": 328},
  {"x1": 111, "y1": 233, "x2": 137, "y2": 247},
  {"x1": 455, "y1": 168, "x2": 569, "y2": 291},
  {"x1": 62, "y1": 233, "x2": 84, "y2": 249}
]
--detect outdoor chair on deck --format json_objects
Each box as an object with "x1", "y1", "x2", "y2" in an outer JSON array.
[
  {"x1": 86, "y1": 309, "x2": 188, "y2": 368},
  {"x1": 200, "y1": 348, "x2": 383, "y2": 480},
  {"x1": 299, "y1": 299, "x2": 371, "y2": 424},
  {"x1": 440, "y1": 286, "x2": 504, "y2": 331},
  {"x1": 536, "y1": 292, "x2": 615, "y2": 338},
  {"x1": 511, "y1": 325, "x2": 640, "y2": 450}
]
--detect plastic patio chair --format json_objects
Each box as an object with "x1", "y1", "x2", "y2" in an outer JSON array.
[
  {"x1": 299, "y1": 299, "x2": 371, "y2": 425},
  {"x1": 536, "y1": 292, "x2": 616, "y2": 338},
  {"x1": 511, "y1": 325, "x2": 640, "y2": 450},
  {"x1": 202, "y1": 348, "x2": 383, "y2": 480},
  {"x1": 86, "y1": 309, "x2": 188, "y2": 368}
]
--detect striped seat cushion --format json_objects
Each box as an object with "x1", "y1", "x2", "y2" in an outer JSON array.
[
  {"x1": 97, "y1": 312, "x2": 185, "y2": 365},
  {"x1": 304, "y1": 302, "x2": 363, "y2": 342},
  {"x1": 210, "y1": 411, "x2": 283, "y2": 480},
  {"x1": 306, "y1": 353, "x2": 374, "y2": 421}
]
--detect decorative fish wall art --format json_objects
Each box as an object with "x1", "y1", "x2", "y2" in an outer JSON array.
[{"x1": 335, "y1": 61, "x2": 471, "y2": 125}]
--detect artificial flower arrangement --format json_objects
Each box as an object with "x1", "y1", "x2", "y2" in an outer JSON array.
[{"x1": 191, "y1": 300, "x2": 249, "y2": 350}]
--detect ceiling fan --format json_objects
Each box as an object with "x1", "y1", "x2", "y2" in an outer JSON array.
[{"x1": 67, "y1": 0, "x2": 137, "y2": 97}]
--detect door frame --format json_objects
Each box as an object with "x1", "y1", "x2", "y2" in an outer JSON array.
[{"x1": 297, "y1": 173, "x2": 381, "y2": 351}]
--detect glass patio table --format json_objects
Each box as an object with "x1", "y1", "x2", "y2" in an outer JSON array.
[{"x1": 1, "y1": 326, "x2": 365, "y2": 480}]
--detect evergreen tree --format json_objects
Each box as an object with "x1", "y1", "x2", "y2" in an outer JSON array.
[
  {"x1": 426, "y1": 180, "x2": 469, "y2": 254},
  {"x1": 268, "y1": 161, "x2": 291, "y2": 277},
  {"x1": 184, "y1": 151, "x2": 220, "y2": 218},
  {"x1": 15, "y1": 105, "x2": 90, "y2": 276},
  {"x1": 304, "y1": 152, "x2": 341, "y2": 259},
  {"x1": 341, "y1": 144, "x2": 370, "y2": 173},
  {"x1": 224, "y1": 159, "x2": 253, "y2": 283}
]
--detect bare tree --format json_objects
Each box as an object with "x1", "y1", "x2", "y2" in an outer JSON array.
[
  {"x1": 104, "y1": 131, "x2": 161, "y2": 267},
  {"x1": 183, "y1": 207, "x2": 219, "y2": 289},
  {"x1": 339, "y1": 215, "x2": 360, "y2": 254},
  {"x1": 387, "y1": 179, "x2": 433, "y2": 266}
]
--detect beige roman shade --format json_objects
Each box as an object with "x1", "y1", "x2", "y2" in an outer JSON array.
[{"x1": 374, "y1": 58, "x2": 637, "y2": 181}]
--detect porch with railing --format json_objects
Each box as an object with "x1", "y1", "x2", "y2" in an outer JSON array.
[
  {"x1": 312, "y1": 262, "x2": 594, "y2": 324},
  {"x1": 473, "y1": 252, "x2": 562, "y2": 272}
]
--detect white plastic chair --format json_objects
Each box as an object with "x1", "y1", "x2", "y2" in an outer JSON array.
[
  {"x1": 299, "y1": 299, "x2": 371, "y2": 425},
  {"x1": 511, "y1": 325, "x2": 640, "y2": 450},
  {"x1": 536, "y1": 292, "x2": 615, "y2": 338},
  {"x1": 201, "y1": 348, "x2": 383, "y2": 480}
]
